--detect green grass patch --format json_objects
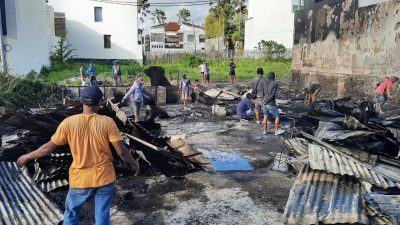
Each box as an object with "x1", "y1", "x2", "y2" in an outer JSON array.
[{"x1": 40, "y1": 58, "x2": 292, "y2": 85}]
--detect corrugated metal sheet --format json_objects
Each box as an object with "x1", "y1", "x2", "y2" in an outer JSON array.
[
  {"x1": 364, "y1": 193, "x2": 400, "y2": 225},
  {"x1": 308, "y1": 144, "x2": 400, "y2": 189},
  {"x1": 283, "y1": 165, "x2": 368, "y2": 225},
  {"x1": 0, "y1": 162, "x2": 63, "y2": 225}
]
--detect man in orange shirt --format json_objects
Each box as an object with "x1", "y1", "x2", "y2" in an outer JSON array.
[
  {"x1": 17, "y1": 86, "x2": 140, "y2": 225},
  {"x1": 375, "y1": 76, "x2": 399, "y2": 113}
]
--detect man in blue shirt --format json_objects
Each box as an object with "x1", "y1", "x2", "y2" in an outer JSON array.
[
  {"x1": 112, "y1": 60, "x2": 123, "y2": 86},
  {"x1": 86, "y1": 63, "x2": 97, "y2": 85},
  {"x1": 237, "y1": 93, "x2": 254, "y2": 120},
  {"x1": 121, "y1": 75, "x2": 149, "y2": 123}
]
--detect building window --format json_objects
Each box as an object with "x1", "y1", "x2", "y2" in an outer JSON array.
[
  {"x1": 54, "y1": 12, "x2": 66, "y2": 38},
  {"x1": 94, "y1": 7, "x2": 102, "y2": 22},
  {"x1": 199, "y1": 35, "x2": 205, "y2": 43},
  {"x1": 187, "y1": 34, "x2": 195, "y2": 42},
  {"x1": 104, "y1": 35, "x2": 111, "y2": 48},
  {"x1": 292, "y1": 0, "x2": 304, "y2": 12}
]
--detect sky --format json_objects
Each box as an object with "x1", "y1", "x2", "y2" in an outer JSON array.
[{"x1": 139, "y1": 0, "x2": 212, "y2": 31}]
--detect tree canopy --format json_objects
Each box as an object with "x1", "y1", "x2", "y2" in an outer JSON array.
[
  {"x1": 151, "y1": 9, "x2": 167, "y2": 25},
  {"x1": 177, "y1": 8, "x2": 191, "y2": 23},
  {"x1": 203, "y1": 0, "x2": 247, "y2": 49}
]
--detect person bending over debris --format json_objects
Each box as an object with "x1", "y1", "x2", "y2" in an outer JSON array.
[
  {"x1": 237, "y1": 93, "x2": 254, "y2": 120},
  {"x1": 375, "y1": 76, "x2": 399, "y2": 113},
  {"x1": 112, "y1": 60, "x2": 123, "y2": 86},
  {"x1": 304, "y1": 83, "x2": 321, "y2": 104},
  {"x1": 17, "y1": 86, "x2": 140, "y2": 225},
  {"x1": 179, "y1": 75, "x2": 191, "y2": 107},
  {"x1": 251, "y1": 68, "x2": 266, "y2": 124},
  {"x1": 229, "y1": 58, "x2": 236, "y2": 84},
  {"x1": 263, "y1": 72, "x2": 285, "y2": 136},
  {"x1": 122, "y1": 74, "x2": 149, "y2": 122}
]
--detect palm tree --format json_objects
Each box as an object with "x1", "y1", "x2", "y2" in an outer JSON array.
[
  {"x1": 177, "y1": 8, "x2": 191, "y2": 23},
  {"x1": 151, "y1": 9, "x2": 167, "y2": 25},
  {"x1": 138, "y1": 0, "x2": 150, "y2": 23}
]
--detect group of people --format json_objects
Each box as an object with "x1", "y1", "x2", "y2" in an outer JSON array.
[
  {"x1": 237, "y1": 68, "x2": 285, "y2": 136},
  {"x1": 79, "y1": 60, "x2": 124, "y2": 86},
  {"x1": 198, "y1": 58, "x2": 237, "y2": 84},
  {"x1": 179, "y1": 75, "x2": 201, "y2": 107}
]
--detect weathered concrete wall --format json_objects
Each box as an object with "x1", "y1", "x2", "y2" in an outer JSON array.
[{"x1": 292, "y1": 0, "x2": 400, "y2": 97}]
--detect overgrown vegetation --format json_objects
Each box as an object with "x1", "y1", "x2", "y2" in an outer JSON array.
[
  {"x1": 0, "y1": 72, "x2": 62, "y2": 111},
  {"x1": 180, "y1": 54, "x2": 203, "y2": 68},
  {"x1": 49, "y1": 37, "x2": 75, "y2": 66},
  {"x1": 39, "y1": 55, "x2": 291, "y2": 86},
  {"x1": 258, "y1": 40, "x2": 287, "y2": 59}
]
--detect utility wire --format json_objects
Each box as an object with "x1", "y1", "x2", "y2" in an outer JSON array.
[{"x1": 90, "y1": 0, "x2": 218, "y2": 6}]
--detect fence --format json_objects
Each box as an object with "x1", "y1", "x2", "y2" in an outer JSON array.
[{"x1": 144, "y1": 49, "x2": 292, "y2": 65}]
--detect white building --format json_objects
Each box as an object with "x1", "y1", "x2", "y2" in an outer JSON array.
[
  {"x1": 48, "y1": 0, "x2": 143, "y2": 62},
  {"x1": 0, "y1": 0, "x2": 58, "y2": 75},
  {"x1": 244, "y1": 0, "x2": 302, "y2": 50},
  {"x1": 148, "y1": 22, "x2": 205, "y2": 53}
]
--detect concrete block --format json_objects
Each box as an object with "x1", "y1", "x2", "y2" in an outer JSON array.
[{"x1": 212, "y1": 104, "x2": 226, "y2": 116}]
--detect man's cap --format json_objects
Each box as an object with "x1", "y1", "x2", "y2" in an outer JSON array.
[
  {"x1": 82, "y1": 86, "x2": 103, "y2": 104},
  {"x1": 391, "y1": 76, "x2": 399, "y2": 82}
]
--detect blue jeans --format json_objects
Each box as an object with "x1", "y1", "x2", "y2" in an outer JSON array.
[
  {"x1": 244, "y1": 109, "x2": 254, "y2": 119},
  {"x1": 263, "y1": 105, "x2": 280, "y2": 118},
  {"x1": 63, "y1": 182, "x2": 115, "y2": 225}
]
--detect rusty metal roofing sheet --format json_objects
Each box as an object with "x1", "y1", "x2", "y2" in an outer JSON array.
[
  {"x1": 283, "y1": 165, "x2": 368, "y2": 225},
  {"x1": 0, "y1": 162, "x2": 63, "y2": 225},
  {"x1": 308, "y1": 144, "x2": 400, "y2": 189},
  {"x1": 364, "y1": 193, "x2": 400, "y2": 225}
]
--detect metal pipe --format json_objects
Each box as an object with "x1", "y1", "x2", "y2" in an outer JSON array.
[{"x1": 0, "y1": 8, "x2": 7, "y2": 72}]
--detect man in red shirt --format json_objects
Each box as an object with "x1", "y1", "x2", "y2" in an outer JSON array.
[{"x1": 375, "y1": 76, "x2": 399, "y2": 112}]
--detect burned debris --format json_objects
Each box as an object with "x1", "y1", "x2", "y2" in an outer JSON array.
[
  {"x1": 284, "y1": 97, "x2": 400, "y2": 225},
  {"x1": 0, "y1": 101, "x2": 211, "y2": 195}
]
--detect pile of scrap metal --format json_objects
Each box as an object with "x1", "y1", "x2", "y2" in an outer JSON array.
[
  {"x1": 0, "y1": 100, "x2": 211, "y2": 194},
  {"x1": 284, "y1": 98, "x2": 400, "y2": 225}
]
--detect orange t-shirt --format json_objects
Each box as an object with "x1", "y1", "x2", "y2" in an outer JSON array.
[
  {"x1": 51, "y1": 114, "x2": 122, "y2": 188},
  {"x1": 376, "y1": 79, "x2": 393, "y2": 94}
]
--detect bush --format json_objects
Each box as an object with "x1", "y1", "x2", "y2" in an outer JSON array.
[
  {"x1": 40, "y1": 65, "x2": 51, "y2": 77},
  {"x1": 180, "y1": 53, "x2": 203, "y2": 68},
  {"x1": 0, "y1": 72, "x2": 62, "y2": 109}
]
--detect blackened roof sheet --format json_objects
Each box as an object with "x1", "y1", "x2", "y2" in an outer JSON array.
[
  {"x1": 283, "y1": 165, "x2": 368, "y2": 225},
  {"x1": 0, "y1": 162, "x2": 63, "y2": 224}
]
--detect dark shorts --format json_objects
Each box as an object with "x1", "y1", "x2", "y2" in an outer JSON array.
[
  {"x1": 376, "y1": 93, "x2": 388, "y2": 107},
  {"x1": 229, "y1": 71, "x2": 236, "y2": 76},
  {"x1": 132, "y1": 101, "x2": 141, "y2": 113},
  {"x1": 263, "y1": 105, "x2": 280, "y2": 118},
  {"x1": 204, "y1": 74, "x2": 210, "y2": 81}
]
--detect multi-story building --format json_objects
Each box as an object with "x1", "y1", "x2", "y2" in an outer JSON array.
[
  {"x1": 0, "y1": 0, "x2": 59, "y2": 75},
  {"x1": 48, "y1": 0, "x2": 143, "y2": 62},
  {"x1": 148, "y1": 22, "x2": 205, "y2": 53},
  {"x1": 244, "y1": 0, "x2": 303, "y2": 50}
]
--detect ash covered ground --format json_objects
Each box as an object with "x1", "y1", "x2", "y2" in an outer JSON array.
[{"x1": 48, "y1": 81, "x2": 300, "y2": 225}]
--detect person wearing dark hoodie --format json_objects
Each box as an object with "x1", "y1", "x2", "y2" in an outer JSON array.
[
  {"x1": 251, "y1": 68, "x2": 266, "y2": 124},
  {"x1": 262, "y1": 72, "x2": 285, "y2": 135}
]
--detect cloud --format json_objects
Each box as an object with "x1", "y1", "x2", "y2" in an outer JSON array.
[{"x1": 139, "y1": 0, "x2": 211, "y2": 31}]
